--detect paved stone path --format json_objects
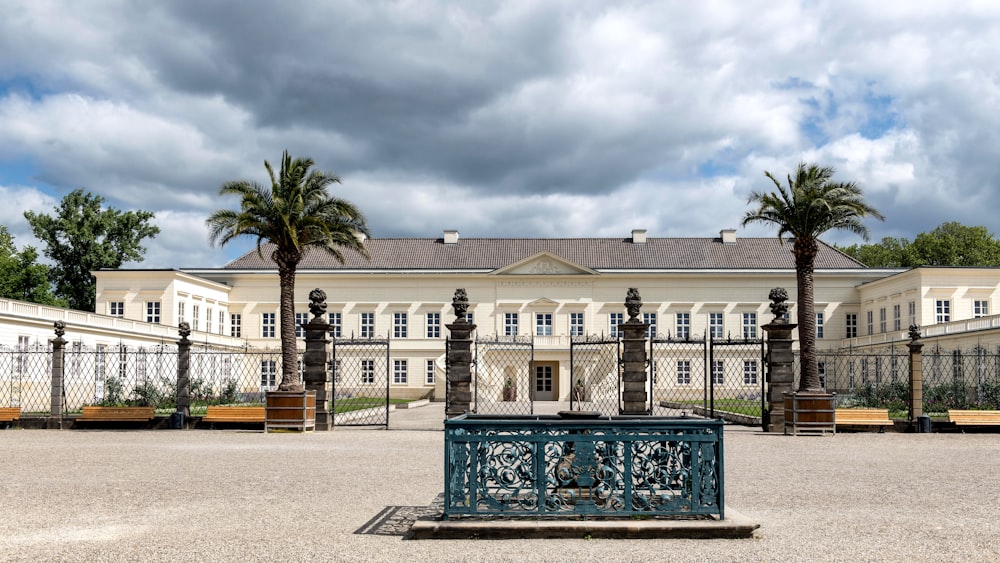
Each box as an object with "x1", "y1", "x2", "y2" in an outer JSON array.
[{"x1": 1, "y1": 402, "x2": 998, "y2": 562}]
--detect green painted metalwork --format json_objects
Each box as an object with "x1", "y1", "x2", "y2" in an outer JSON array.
[{"x1": 443, "y1": 414, "x2": 724, "y2": 519}]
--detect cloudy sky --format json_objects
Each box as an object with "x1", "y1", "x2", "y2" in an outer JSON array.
[{"x1": 1, "y1": 0, "x2": 999, "y2": 268}]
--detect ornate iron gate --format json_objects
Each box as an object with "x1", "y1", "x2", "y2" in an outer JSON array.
[
  {"x1": 707, "y1": 336, "x2": 765, "y2": 425},
  {"x1": 473, "y1": 336, "x2": 534, "y2": 415},
  {"x1": 649, "y1": 335, "x2": 764, "y2": 425},
  {"x1": 569, "y1": 336, "x2": 621, "y2": 415},
  {"x1": 331, "y1": 337, "x2": 390, "y2": 427}
]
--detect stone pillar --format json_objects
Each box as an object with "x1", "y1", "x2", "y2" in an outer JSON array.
[
  {"x1": 49, "y1": 321, "x2": 67, "y2": 429},
  {"x1": 304, "y1": 289, "x2": 332, "y2": 431},
  {"x1": 907, "y1": 325, "x2": 924, "y2": 422},
  {"x1": 620, "y1": 288, "x2": 650, "y2": 415},
  {"x1": 762, "y1": 288, "x2": 796, "y2": 433},
  {"x1": 446, "y1": 289, "x2": 476, "y2": 418},
  {"x1": 176, "y1": 322, "x2": 191, "y2": 419}
]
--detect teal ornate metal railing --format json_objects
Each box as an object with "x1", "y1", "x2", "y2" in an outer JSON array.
[{"x1": 444, "y1": 415, "x2": 724, "y2": 519}]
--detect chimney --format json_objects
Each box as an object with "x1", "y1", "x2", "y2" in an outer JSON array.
[
  {"x1": 444, "y1": 230, "x2": 460, "y2": 244},
  {"x1": 631, "y1": 229, "x2": 647, "y2": 244},
  {"x1": 354, "y1": 231, "x2": 367, "y2": 244},
  {"x1": 720, "y1": 229, "x2": 737, "y2": 244}
]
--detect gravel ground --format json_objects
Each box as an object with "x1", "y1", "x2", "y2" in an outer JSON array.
[{"x1": 2, "y1": 404, "x2": 999, "y2": 562}]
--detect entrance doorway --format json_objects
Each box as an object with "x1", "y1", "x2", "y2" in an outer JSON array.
[{"x1": 532, "y1": 361, "x2": 558, "y2": 401}]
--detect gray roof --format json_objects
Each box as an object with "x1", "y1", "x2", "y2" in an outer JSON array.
[{"x1": 222, "y1": 236, "x2": 866, "y2": 271}]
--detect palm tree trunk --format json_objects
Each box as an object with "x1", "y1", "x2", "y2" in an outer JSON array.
[
  {"x1": 795, "y1": 238, "x2": 822, "y2": 392},
  {"x1": 277, "y1": 261, "x2": 303, "y2": 391}
]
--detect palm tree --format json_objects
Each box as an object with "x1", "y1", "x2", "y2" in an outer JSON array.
[
  {"x1": 206, "y1": 150, "x2": 370, "y2": 391},
  {"x1": 742, "y1": 163, "x2": 884, "y2": 392}
]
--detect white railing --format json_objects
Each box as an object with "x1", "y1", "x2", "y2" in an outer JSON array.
[{"x1": 0, "y1": 297, "x2": 246, "y2": 348}]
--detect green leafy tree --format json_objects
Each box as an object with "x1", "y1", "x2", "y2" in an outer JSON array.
[
  {"x1": 0, "y1": 226, "x2": 64, "y2": 306},
  {"x1": 743, "y1": 163, "x2": 884, "y2": 392},
  {"x1": 908, "y1": 222, "x2": 1000, "y2": 266},
  {"x1": 206, "y1": 150, "x2": 370, "y2": 391},
  {"x1": 24, "y1": 189, "x2": 160, "y2": 311},
  {"x1": 837, "y1": 222, "x2": 1000, "y2": 267},
  {"x1": 837, "y1": 236, "x2": 912, "y2": 268}
]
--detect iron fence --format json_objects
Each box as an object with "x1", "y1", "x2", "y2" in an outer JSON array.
[
  {"x1": 805, "y1": 348, "x2": 910, "y2": 411},
  {"x1": 0, "y1": 343, "x2": 51, "y2": 412},
  {"x1": 473, "y1": 336, "x2": 534, "y2": 416},
  {"x1": 650, "y1": 335, "x2": 764, "y2": 420},
  {"x1": 331, "y1": 337, "x2": 390, "y2": 426},
  {"x1": 569, "y1": 336, "x2": 620, "y2": 415},
  {"x1": 921, "y1": 344, "x2": 1000, "y2": 411}
]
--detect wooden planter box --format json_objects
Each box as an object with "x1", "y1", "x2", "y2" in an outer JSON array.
[
  {"x1": 784, "y1": 392, "x2": 836, "y2": 435},
  {"x1": 265, "y1": 390, "x2": 316, "y2": 432}
]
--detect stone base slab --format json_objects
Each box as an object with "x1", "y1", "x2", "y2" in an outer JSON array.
[{"x1": 409, "y1": 507, "x2": 759, "y2": 540}]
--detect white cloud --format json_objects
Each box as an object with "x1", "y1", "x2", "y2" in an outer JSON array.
[{"x1": 1, "y1": 0, "x2": 1000, "y2": 271}]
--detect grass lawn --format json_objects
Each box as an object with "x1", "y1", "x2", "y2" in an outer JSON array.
[
  {"x1": 671, "y1": 399, "x2": 762, "y2": 418},
  {"x1": 333, "y1": 397, "x2": 412, "y2": 414}
]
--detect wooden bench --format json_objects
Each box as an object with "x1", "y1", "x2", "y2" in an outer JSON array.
[
  {"x1": 0, "y1": 407, "x2": 21, "y2": 422},
  {"x1": 78, "y1": 406, "x2": 155, "y2": 422},
  {"x1": 202, "y1": 406, "x2": 265, "y2": 425},
  {"x1": 948, "y1": 410, "x2": 1000, "y2": 426},
  {"x1": 835, "y1": 408, "x2": 893, "y2": 431}
]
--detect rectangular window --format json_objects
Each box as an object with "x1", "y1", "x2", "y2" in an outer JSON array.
[
  {"x1": 975, "y1": 300, "x2": 989, "y2": 318},
  {"x1": 361, "y1": 359, "x2": 375, "y2": 384},
  {"x1": 893, "y1": 304, "x2": 901, "y2": 331},
  {"x1": 393, "y1": 359, "x2": 407, "y2": 384},
  {"x1": 742, "y1": 313, "x2": 757, "y2": 339},
  {"x1": 676, "y1": 360, "x2": 691, "y2": 385},
  {"x1": 95, "y1": 344, "x2": 106, "y2": 398},
  {"x1": 261, "y1": 312, "x2": 276, "y2": 338},
  {"x1": 426, "y1": 359, "x2": 435, "y2": 385},
  {"x1": 866, "y1": 311, "x2": 873, "y2": 336},
  {"x1": 328, "y1": 313, "x2": 341, "y2": 338},
  {"x1": 846, "y1": 313, "x2": 857, "y2": 339},
  {"x1": 330, "y1": 359, "x2": 340, "y2": 384},
  {"x1": 393, "y1": 312, "x2": 408, "y2": 338},
  {"x1": 192, "y1": 305, "x2": 200, "y2": 331},
  {"x1": 260, "y1": 359, "x2": 277, "y2": 389},
  {"x1": 361, "y1": 312, "x2": 375, "y2": 338},
  {"x1": 818, "y1": 362, "x2": 827, "y2": 389},
  {"x1": 465, "y1": 312, "x2": 474, "y2": 325},
  {"x1": 879, "y1": 307, "x2": 886, "y2": 333},
  {"x1": 935, "y1": 300, "x2": 951, "y2": 324},
  {"x1": 536, "y1": 313, "x2": 552, "y2": 336},
  {"x1": 709, "y1": 312, "x2": 724, "y2": 339},
  {"x1": 136, "y1": 349, "x2": 147, "y2": 380},
  {"x1": 816, "y1": 312, "x2": 824, "y2": 339},
  {"x1": 908, "y1": 301, "x2": 916, "y2": 325},
  {"x1": 231, "y1": 313, "x2": 242, "y2": 338},
  {"x1": 219, "y1": 311, "x2": 225, "y2": 335},
  {"x1": 504, "y1": 313, "x2": 519, "y2": 336},
  {"x1": 675, "y1": 313, "x2": 689, "y2": 340},
  {"x1": 295, "y1": 312, "x2": 309, "y2": 338},
  {"x1": 570, "y1": 312, "x2": 584, "y2": 336},
  {"x1": 146, "y1": 302, "x2": 161, "y2": 324},
  {"x1": 610, "y1": 313, "x2": 623, "y2": 337},
  {"x1": 712, "y1": 360, "x2": 724, "y2": 386},
  {"x1": 109, "y1": 301, "x2": 124, "y2": 317},
  {"x1": 743, "y1": 360, "x2": 759, "y2": 385},
  {"x1": 177, "y1": 302, "x2": 185, "y2": 323},
  {"x1": 644, "y1": 312, "x2": 657, "y2": 338},
  {"x1": 426, "y1": 312, "x2": 441, "y2": 338},
  {"x1": 206, "y1": 307, "x2": 213, "y2": 334}
]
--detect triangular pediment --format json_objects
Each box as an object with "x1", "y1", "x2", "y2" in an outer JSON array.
[{"x1": 492, "y1": 252, "x2": 597, "y2": 275}]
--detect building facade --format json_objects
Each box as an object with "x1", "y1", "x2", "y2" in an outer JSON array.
[{"x1": 88, "y1": 228, "x2": 915, "y2": 401}]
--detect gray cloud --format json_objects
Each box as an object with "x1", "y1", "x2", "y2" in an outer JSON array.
[{"x1": 1, "y1": 0, "x2": 1000, "y2": 268}]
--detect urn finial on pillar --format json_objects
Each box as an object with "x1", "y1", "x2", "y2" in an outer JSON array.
[{"x1": 452, "y1": 288, "x2": 470, "y2": 322}]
